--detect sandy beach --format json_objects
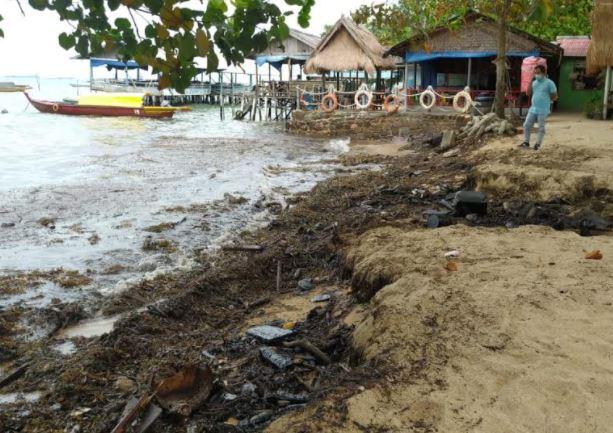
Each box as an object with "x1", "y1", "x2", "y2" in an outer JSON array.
[{"x1": 1, "y1": 114, "x2": 612, "y2": 433}]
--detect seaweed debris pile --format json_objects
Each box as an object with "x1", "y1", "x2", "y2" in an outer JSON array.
[{"x1": 1, "y1": 114, "x2": 612, "y2": 432}]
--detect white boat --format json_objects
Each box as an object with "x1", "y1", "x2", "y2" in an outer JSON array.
[{"x1": 0, "y1": 82, "x2": 31, "y2": 92}]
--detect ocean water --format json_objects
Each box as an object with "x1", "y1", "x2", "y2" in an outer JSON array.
[{"x1": 0, "y1": 77, "x2": 349, "y2": 307}]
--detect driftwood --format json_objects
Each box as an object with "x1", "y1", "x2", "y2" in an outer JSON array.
[
  {"x1": 111, "y1": 392, "x2": 157, "y2": 433},
  {"x1": 0, "y1": 363, "x2": 30, "y2": 389},
  {"x1": 276, "y1": 261, "x2": 282, "y2": 292},
  {"x1": 244, "y1": 297, "x2": 271, "y2": 310},
  {"x1": 457, "y1": 113, "x2": 517, "y2": 141},
  {"x1": 283, "y1": 339, "x2": 331, "y2": 365}
]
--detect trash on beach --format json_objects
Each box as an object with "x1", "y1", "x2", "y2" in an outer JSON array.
[
  {"x1": 260, "y1": 347, "x2": 293, "y2": 370},
  {"x1": 298, "y1": 278, "x2": 314, "y2": 291},
  {"x1": 0, "y1": 363, "x2": 30, "y2": 390},
  {"x1": 221, "y1": 244, "x2": 264, "y2": 252},
  {"x1": 239, "y1": 410, "x2": 274, "y2": 428},
  {"x1": 453, "y1": 191, "x2": 487, "y2": 217},
  {"x1": 154, "y1": 365, "x2": 215, "y2": 417},
  {"x1": 444, "y1": 261, "x2": 459, "y2": 272},
  {"x1": 110, "y1": 393, "x2": 159, "y2": 433},
  {"x1": 283, "y1": 339, "x2": 331, "y2": 365},
  {"x1": 225, "y1": 417, "x2": 240, "y2": 426},
  {"x1": 246, "y1": 325, "x2": 294, "y2": 343},
  {"x1": 282, "y1": 321, "x2": 297, "y2": 330},
  {"x1": 444, "y1": 250, "x2": 461, "y2": 259},
  {"x1": 424, "y1": 210, "x2": 452, "y2": 229},
  {"x1": 275, "y1": 390, "x2": 310, "y2": 403},
  {"x1": 312, "y1": 294, "x2": 332, "y2": 303},
  {"x1": 585, "y1": 250, "x2": 603, "y2": 260}
]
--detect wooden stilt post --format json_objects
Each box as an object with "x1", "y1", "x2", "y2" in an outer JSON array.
[
  {"x1": 604, "y1": 66, "x2": 611, "y2": 120},
  {"x1": 467, "y1": 58, "x2": 473, "y2": 88},
  {"x1": 254, "y1": 63, "x2": 259, "y2": 121},
  {"x1": 220, "y1": 72, "x2": 225, "y2": 120},
  {"x1": 288, "y1": 58, "x2": 293, "y2": 109},
  {"x1": 89, "y1": 60, "x2": 94, "y2": 91}
]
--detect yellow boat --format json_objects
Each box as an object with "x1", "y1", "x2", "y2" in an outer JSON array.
[{"x1": 26, "y1": 92, "x2": 191, "y2": 118}]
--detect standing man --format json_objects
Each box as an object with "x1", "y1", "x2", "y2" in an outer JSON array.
[{"x1": 521, "y1": 65, "x2": 558, "y2": 150}]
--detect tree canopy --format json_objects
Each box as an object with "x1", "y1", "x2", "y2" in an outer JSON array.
[
  {"x1": 352, "y1": 0, "x2": 593, "y2": 47},
  {"x1": 1, "y1": 0, "x2": 315, "y2": 92}
]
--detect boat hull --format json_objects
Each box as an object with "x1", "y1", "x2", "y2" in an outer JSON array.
[{"x1": 24, "y1": 93, "x2": 174, "y2": 119}]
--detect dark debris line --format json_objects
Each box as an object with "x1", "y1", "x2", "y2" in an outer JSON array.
[{"x1": 0, "y1": 144, "x2": 610, "y2": 432}]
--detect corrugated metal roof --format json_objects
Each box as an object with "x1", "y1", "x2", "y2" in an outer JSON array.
[{"x1": 556, "y1": 36, "x2": 591, "y2": 57}]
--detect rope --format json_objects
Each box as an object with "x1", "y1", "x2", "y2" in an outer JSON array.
[{"x1": 297, "y1": 85, "x2": 477, "y2": 113}]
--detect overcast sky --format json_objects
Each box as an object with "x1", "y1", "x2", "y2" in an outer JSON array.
[{"x1": 0, "y1": 0, "x2": 374, "y2": 78}]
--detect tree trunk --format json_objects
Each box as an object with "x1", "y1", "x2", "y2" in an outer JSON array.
[{"x1": 494, "y1": 0, "x2": 511, "y2": 118}]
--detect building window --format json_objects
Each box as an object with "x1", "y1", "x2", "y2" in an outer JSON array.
[{"x1": 570, "y1": 59, "x2": 598, "y2": 90}]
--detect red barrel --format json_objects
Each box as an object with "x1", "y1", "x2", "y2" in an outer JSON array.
[{"x1": 521, "y1": 57, "x2": 548, "y2": 93}]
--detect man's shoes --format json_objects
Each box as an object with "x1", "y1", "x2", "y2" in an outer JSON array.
[
  {"x1": 519, "y1": 142, "x2": 530, "y2": 148},
  {"x1": 534, "y1": 143, "x2": 541, "y2": 151}
]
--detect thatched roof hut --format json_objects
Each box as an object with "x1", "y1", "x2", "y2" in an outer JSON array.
[
  {"x1": 587, "y1": 0, "x2": 613, "y2": 74},
  {"x1": 305, "y1": 16, "x2": 396, "y2": 75}
]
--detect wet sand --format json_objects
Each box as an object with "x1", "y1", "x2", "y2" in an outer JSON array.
[{"x1": 1, "y1": 114, "x2": 612, "y2": 433}]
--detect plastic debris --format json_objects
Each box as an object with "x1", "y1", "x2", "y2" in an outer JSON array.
[
  {"x1": 241, "y1": 383, "x2": 257, "y2": 395},
  {"x1": 260, "y1": 347, "x2": 292, "y2": 370},
  {"x1": 444, "y1": 250, "x2": 461, "y2": 259},
  {"x1": 298, "y1": 278, "x2": 314, "y2": 291},
  {"x1": 275, "y1": 391, "x2": 310, "y2": 403},
  {"x1": 223, "y1": 392, "x2": 238, "y2": 401},
  {"x1": 239, "y1": 410, "x2": 274, "y2": 427},
  {"x1": 154, "y1": 365, "x2": 215, "y2": 417},
  {"x1": 453, "y1": 191, "x2": 488, "y2": 217},
  {"x1": 246, "y1": 325, "x2": 294, "y2": 343},
  {"x1": 585, "y1": 250, "x2": 603, "y2": 260},
  {"x1": 312, "y1": 294, "x2": 332, "y2": 303},
  {"x1": 444, "y1": 261, "x2": 459, "y2": 272}
]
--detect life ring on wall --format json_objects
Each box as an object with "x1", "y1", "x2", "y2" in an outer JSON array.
[
  {"x1": 52, "y1": 104, "x2": 59, "y2": 112},
  {"x1": 419, "y1": 90, "x2": 437, "y2": 110},
  {"x1": 320, "y1": 93, "x2": 339, "y2": 113},
  {"x1": 383, "y1": 94, "x2": 400, "y2": 114},
  {"x1": 452, "y1": 91, "x2": 473, "y2": 113},
  {"x1": 354, "y1": 89, "x2": 373, "y2": 110}
]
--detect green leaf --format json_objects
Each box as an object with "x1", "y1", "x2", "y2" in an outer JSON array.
[
  {"x1": 206, "y1": 50, "x2": 219, "y2": 72},
  {"x1": 107, "y1": 0, "x2": 120, "y2": 11},
  {"x1": 195, "y1": 28, "x2": 210, "y2": 57},
  {"x1": 29, "y1": 0, "x2": 49, "y2": 11},
  {"x1": 144, "y1": 24, "x2": 156, "y2": 38},
  {"x1": 58, "y1": 32, "x2": 76, "y2": 49},
  {"x1": 115, "y1": 18, "x2": 131, "y2": 30}
]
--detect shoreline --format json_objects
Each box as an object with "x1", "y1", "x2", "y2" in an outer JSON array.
[{"x1": 1, "y1": 114, "x2": 612, "y2": 432}]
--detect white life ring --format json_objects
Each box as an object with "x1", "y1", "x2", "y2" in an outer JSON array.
[
  {"x1": 453, "y1": 91, "x2": 473, "y2": 113},
  {"x1": 419, "y1": 90, "x2": 436, "y2": 110},
  {"x1": 354, "y1": 89, "x2": 373, "y2": 110}
]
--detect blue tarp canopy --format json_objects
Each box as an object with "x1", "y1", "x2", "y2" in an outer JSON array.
[
  {"x1": 90, "y1": 58, "x2": 143, "y2": 70},
  {"x1": 405, "y1": 50, "x2": 540, "y2": 63},
  {"x1": 255, "y1": 54, "x2": 310, "y2": 71}
]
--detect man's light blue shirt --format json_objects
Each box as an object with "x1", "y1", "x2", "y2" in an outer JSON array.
[{"x1": 529, "y1": 77, "x2": 557, "y2": 115}]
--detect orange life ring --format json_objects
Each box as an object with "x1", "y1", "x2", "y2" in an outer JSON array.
[
  {"x1": 384, "y1": 94, "x2": 400, "y2": 114},
  {"x1": 52, "y1": 104, "x2": 59, "y2": 112},
  {"x1": 320, "y1": 93, "x2": 338, "y2": 113}
]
